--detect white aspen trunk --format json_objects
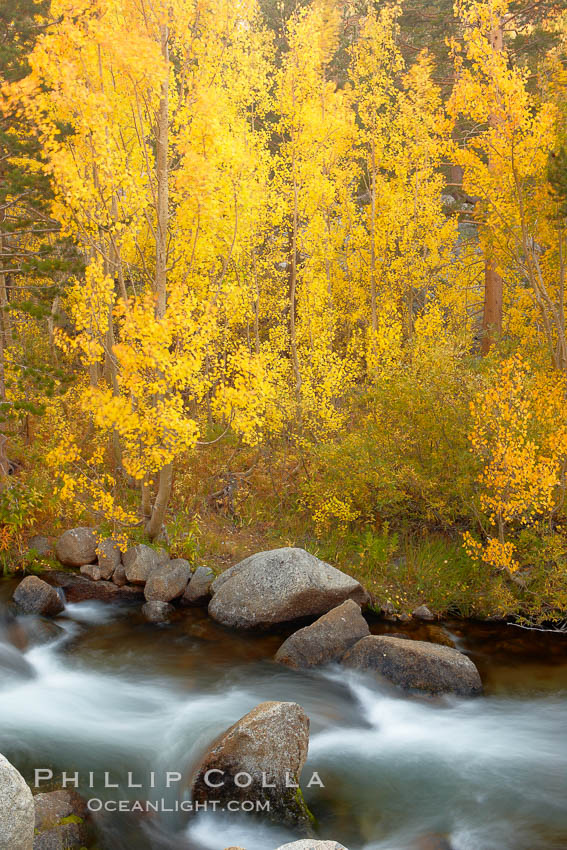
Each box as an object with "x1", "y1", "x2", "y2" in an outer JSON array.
[{"x1": 147, "y1": 23, "x2": 172, "y2": 540}]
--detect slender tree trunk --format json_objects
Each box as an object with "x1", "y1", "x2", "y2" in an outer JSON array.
[
  {"x1": 146, "y1": 24, "x2": 171, "y2": 540},
  {"x1": 47, "y1": 296, "x2": 60, "y2": 360},
  {"x1": 0, "y1": 217, "x2": 13, "y2": 452},
  {"x1": 105, "y1": 303, "x2": 123, "y2": 471},
  {"x1": 146, "y1": 462, "x2": 172, "y2": 540},
  {"x1": 141, "y1": 477, "x2": 152, "y2": 522},
  {"x1": 481, "y1": 18, "x2": 504, "y2": 354},
  {"x1": 558, "y1": 228, "x2": 566, "y2": 370},
  {"x1": 481, "y1": 261, "x2": 503, "y2": 354},
  {"x1": 252, "y1": 253, "x2": 260, "y2": 356},
  {"x1": 0, "y1": 213, "x2": 10, "y2": 486},
  {"x1": 0, "y1": 307, "x2": 5, "y2": 406},
  {"x1": 289, "y1": 156, "x2": 302, "y2": 403},
  {"x1": 155, "y1": 24, "x2": 169, "y2": 321},
  {"x1": 370, "y1": 140, "x2": 377, "y2": 333}
]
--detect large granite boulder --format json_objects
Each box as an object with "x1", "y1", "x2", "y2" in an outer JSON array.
[
  {"x1": 123, "y1": 544, "x2": 167, "y2": 585},
  {"x1": 33, "y1": 789, "x2": 90, "y2": 850},
  {"x1": 13, "y1": 577, "x2": 64, "y2": 617},
  {"x1": 0, "y1": 752, "x2": 35, "y2": 850},
  {"x1": 182, "y1": 566, "x2": 215, "y2": 605},
  {"x1": 342, "y1": 635, "x2": 482, "y2": 697},
  {"x1": 96, "y1": 539, "x2": 122, "y2": 580},
  {"x1": 144, "y1": 559, "x2": 192, "y2": 602},
  {"x1": 192, "y1": 701, "x2": 313, "y2": 829},
  {"x1": 55, "y1": 528, "x2": 97, "y2": 567},
  {"x1": 209, "y1": 548, "x2": 368, "y2": 630},
  {"x1": 275, "y1": 600, "x2": 369, "y2": 669}
]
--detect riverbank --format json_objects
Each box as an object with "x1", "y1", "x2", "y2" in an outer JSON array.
[{"x1": 12, "y1": 513, "x2": 565, "y2": 627}]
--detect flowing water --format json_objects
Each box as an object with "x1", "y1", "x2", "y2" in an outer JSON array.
[{"x1": 1, "y1": 579, "x2": 567, "y2": 850}]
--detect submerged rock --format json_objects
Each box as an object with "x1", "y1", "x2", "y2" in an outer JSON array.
[
  {"x1": 423, "y1": 625, "x2": 456, "y2": 649},
  {"x1": 96, "y1": 539, "x2": 122, "y2": 579},
  {"x1": 0, "y1": 603, "x2": 27, "y2": 651},
  {"x1": 192, "y1": 700, "x2": 313, "y2": 829},
  {"x1": 415, "y1": 836, "x2": 454, "y2": 850},
  {"x1": 123, "y1": 544, "x2": 165, "y2": 585},
  {"x1": 342, "y1": 635, "x2": 482, "y2": 697},
  {"x1": 55, "y1": 528, "x2": 97, "y2": 567},
  {"x1": 142, "y1": 600, "x2": 174, "y2": 623},
  {"x1": 276, "y1": 843, "x2": 350, "y2": 850},
  {"x1": 0, "y1": 642, "x2": 36, "y2": 687},
  {"x1": 275, "y1": 600, "x2": 369, "y2": 669},
  {"x1": 182, "y1": 566, "x2": 215, "y2": 605},
  {"x1": 18, "y1": 617, "x2": 65, "y2": 649},
  {"x1": 209, "y1": 548, "x2": 368, "y2": 630},
  {"x1": 144, "y1": 559, "x2": 192, "y2": 602},
  {"x1": 13, "y1": 577, "x2": 64, "y2": 617},
  {"x1": 0, "y1": 752, "x2": 35, "y2": 850},
  {"x1": 33, "y1": 789, "x2": 90, "y2": 850}
]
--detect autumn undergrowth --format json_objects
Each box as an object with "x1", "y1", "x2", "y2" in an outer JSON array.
[{"x1": 4, "y1": 359, "x2": 567, "y2": 624}]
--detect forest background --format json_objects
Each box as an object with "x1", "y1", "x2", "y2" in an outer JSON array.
[{"x1": 1, "y1": 0, "x2": 566, "y2": 622}]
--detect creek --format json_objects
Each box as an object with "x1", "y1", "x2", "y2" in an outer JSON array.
[{"x1": 1, "y1": 580, "x2": 567, "y2": 850}]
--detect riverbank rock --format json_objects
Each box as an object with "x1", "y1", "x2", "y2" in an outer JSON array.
[
  {"x1": 96, "y1": 539, "x2": 122, "y2": 579},
  {"x1": 182, "y1": 566, "x2": 215, "y2": 605},
  {"x1": 209, "y1": 548, "x2": 368, "y2": 630},
  {"x1": 142, "y1": 600, "x2": 174, "y2": 623},
  {"x1": 27, "y1": 536, "x2": 51, "y2": 558},
  {"x1": 192, "y1": 701, "x2": 313, "y2": 829},
  {"x1": 80, "y1": 563, "x2": 101, "y2": 581},
  {"x1": 41, "y1": 571, "x2": 142, "y2": 603},
  {"x1": 412, "y1": 605, "x2": 435, "y2": 622},
  {"x1": 0, "y1": 752, "x2": 35, "y2": 850},
  {"x1": 277, "y1": 838, "x2": 347, "y2": 850},
  {"x1": 144, "y1": 559, "x2": 192, "y2": 602},
  {"x1": 380, "y1": 602, "x2": 398, "y2": 622},
  {"x1": 112, "y1": 563, "x2": 127, "y2": 587},
  {"x1": 33, "y1": 789, "x2": 90, "y2": 850},
  {"x1": 275, "y1": 600, "x2": 369, "y2": 669},
  {"x1": 123, "y1": 544, "x2": 167, "y2": 585},
  {"x1": 55, "y1": 528, "x2": 97, "y2": 567},
  {"x1": 13, "y1": 577, "x2": 64, "y2": 617},
  {"x1": 342, "y1": 635, "x2": 482, "y2": 697}
]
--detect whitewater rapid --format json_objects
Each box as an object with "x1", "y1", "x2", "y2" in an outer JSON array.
[{"x1": 0, "y1": 598, "x2": 566, "y2": 849}]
